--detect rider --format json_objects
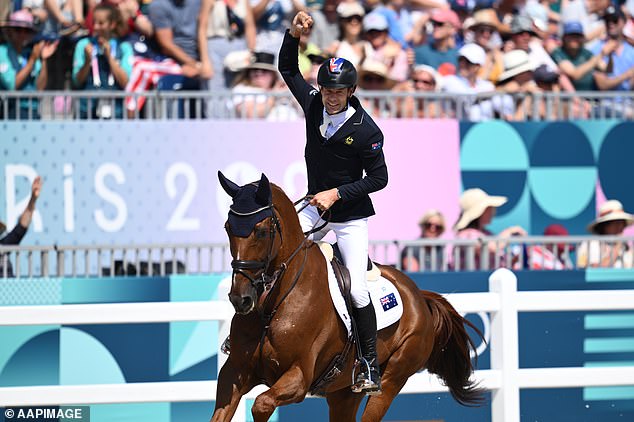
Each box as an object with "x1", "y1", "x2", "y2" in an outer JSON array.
[{"x1": 278, "y1": 11, "x2": 388, "y2": 395}]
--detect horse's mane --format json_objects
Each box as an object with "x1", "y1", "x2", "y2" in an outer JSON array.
[{"x1": 270, "y1": 183, "x2": 304, "y2": 242}]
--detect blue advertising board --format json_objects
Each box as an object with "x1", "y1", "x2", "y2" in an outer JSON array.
[{"x1": 1, "y1": 269, "x2": 633, "y2": 421}]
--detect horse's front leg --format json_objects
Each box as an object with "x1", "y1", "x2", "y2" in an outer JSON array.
[
  {"x1": 251, "y1": 365, "x2": 308, "y2": 422},
  {"x1": 211, "y1": 359, "x2": 255, "y2": 422}
]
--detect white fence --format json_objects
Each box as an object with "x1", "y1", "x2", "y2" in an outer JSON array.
[{"x1": 1, "y1": 269, "x2": 634, "y2": 421}]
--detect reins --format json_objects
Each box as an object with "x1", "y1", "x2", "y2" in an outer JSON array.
[{"x1": 250, "y1": 195, "x2": 332, "y2": 358}]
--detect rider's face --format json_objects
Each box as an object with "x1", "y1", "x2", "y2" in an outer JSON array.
[{"x1": 320, "y1": 86, "x2": 354, "y2": 114}]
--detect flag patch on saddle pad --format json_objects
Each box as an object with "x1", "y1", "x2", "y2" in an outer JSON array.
[{"x1": 379, "y1": 293, "x2": 398, "y2": 311}]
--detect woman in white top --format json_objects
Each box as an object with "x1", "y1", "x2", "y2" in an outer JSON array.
[
  {"x1": 577, "y1": 200, "x2": 634, "y2": 269},
  {"x1": 325, "y1": 1, "x2": 372, "y2": 68}
]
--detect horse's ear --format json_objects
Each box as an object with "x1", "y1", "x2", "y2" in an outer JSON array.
[
  {"x1": 255, "y1": 173, "x2": 271, "y2": 205},
  {"x1": 218, "y1": 171, "x2": 240, "y2": 198}
]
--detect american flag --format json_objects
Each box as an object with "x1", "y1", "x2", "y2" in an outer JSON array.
[{"x1": 379, "y1": 293, "x2": 398, "y2": 311}]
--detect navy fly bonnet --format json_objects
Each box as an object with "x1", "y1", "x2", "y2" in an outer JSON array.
[{"x1": 218, "y1": 172, "x2": 273, "y2": 237}]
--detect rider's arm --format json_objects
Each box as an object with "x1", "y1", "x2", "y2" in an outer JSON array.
[
  {"x1": 278, "y1": 30, "x2": 317, "y2": 113},
  {"x1": 337, "y1": 131, "x2": 388, "y2": 201}
]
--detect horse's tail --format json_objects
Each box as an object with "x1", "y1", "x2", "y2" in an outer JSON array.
[{"x1": 421, "y1": 289, "x2": 485, "y2": 406}]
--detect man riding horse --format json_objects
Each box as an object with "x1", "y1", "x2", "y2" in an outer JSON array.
[{"x1": 279, "y1": 11, "x2": 388, "y2": 394}]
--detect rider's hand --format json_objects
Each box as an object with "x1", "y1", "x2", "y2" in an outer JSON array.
[
  {"x1": 290, "y1": 11, "x2": 313, "y2": 38},
  {"x1": 310, "y1": 188, "x2": 340, "y2": 212}
]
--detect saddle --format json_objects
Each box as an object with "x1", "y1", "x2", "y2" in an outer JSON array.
[{"x1": 308, "y1": 242, "x2": 378, "y2": 396}]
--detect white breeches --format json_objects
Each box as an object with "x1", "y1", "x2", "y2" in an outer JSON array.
[{"x1": 298, "y1": 203, "x2": 370, "y2": 308}]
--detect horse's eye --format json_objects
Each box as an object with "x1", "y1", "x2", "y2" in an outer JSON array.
[{"x1": 255, "y1": 229, "x2": 268, "y2": 239}]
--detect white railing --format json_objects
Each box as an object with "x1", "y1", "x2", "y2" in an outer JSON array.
[
  {"x1": 2, "y1": 235, "x2": 633, "y2": 278},
  {"x1": 1, "y1": 269, "x2": 633, "y2": 421}
]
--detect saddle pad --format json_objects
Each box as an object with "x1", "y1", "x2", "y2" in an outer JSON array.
[{"x1": 322, "y1": 252, "x2": 404, "y2": 337}]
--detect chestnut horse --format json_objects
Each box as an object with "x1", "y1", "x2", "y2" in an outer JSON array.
[{"x1": 212, "y1": 172, "x2": 483, "y2": 422}]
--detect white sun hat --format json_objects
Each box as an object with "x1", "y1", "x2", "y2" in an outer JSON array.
[{"x1": 454, "y1": 188, "x2": 508, "y2": 231}]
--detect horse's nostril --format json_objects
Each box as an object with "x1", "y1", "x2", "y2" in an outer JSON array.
[{"x1": 241, "y1": 296, "x2": 253, "y2": 309}]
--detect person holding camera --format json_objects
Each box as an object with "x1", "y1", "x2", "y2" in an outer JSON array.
[{"x1": 72, "y1": 2, "x2": 133, "y2": 119}]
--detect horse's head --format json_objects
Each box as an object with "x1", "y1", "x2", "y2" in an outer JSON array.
[{"x1": 219, "y1": 171, "x2": 283, "y2": 314}]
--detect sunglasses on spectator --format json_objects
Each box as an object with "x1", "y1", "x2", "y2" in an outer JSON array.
[
  {"x1": 413, "y1": 77, "x2": 435, "y2": 86},
  {"x1": 474, "y1": 26, "x2": 495, "y2": 34},
  {"x1": 423, "y1": 222, "x2": 443, "y2": 230},
  {"x1": 431, "y1": 20, "x2": 448, "y2": 27},
  {"x1": 342, "y1": 15, "x2": 363, "y2": 23}
]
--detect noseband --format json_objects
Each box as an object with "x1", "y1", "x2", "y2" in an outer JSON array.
[{"x1": 229, "y1": 203, "x2": 282, "y2": 293}]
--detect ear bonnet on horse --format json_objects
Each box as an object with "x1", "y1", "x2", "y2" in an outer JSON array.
[{"x1": 218, "y1": 171, "x2": 273, "y2": 237}]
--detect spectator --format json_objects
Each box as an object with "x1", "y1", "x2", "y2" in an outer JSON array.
[
  {"x1": 148, "y1": 0, "x2": 204, "y2": 117},
  {"x1": 464, "y1": 8, "x2": 507, "y2": 83},
  {"x1": 394, "y1": 63, "x2": 444, "y2": 117},
  {"x1": 452, "y1": 188, "x2": 527, "y2": 270},
  {"x1": 528, "y1": 223, "x2": 575, "y2": 270},
  {"x1": 229, "y1": 51, "x2": 292, "y2": 118},
  {"x1": 442, "y1": 43, "x2": 498, "y2": 120},
  {"x1": 401, "y1": 209, "x2": 446, "y2": 272},
  {"x1": 413, "y1": 8, "x2": 460, "y2": 75},
  {"x1": 72, "y1": 3, "x2": 133, "y2": 119},
  {"x1": 304, "y1": 0, "x2": 338, "y2": 51},
  {"x1": 198, "y1": 0, "x2": 256, "y2": 92},
  {"x1": 251, "y1": 0, "x2": 304, "y2": 54},
  {"x1": 591, "y1": 5, "x2": 634, "y2": 92},
  {"x1": 577, "y1": 200, "x2": 634, "y2": 268},
  {"x1": 363, "y1": 11, "x2": 409, "y2": 82},
  {"x1": 356, "y1": 59, "x2": 398, "y2": 117},
  {"x1": 325, "y1": 1, "x2": 370, "y2": 68},
  {"x1": 0, "y1": 10, "x2": 58, "y2": 119},
  {"x1": 495, "y1": 49, "x2": 540, "y2": 120},
  {"x1": 560, "y1": 0, "x2": 609, "y2": 50},
  {"x1": 507, "y1": 14, "x2": 560, "y2": 73},
  {"x1": 0, "y1": 176, "x2": 42, "y2": 278},
  {"x1": 149, "y1": 0, "x2": 203, "y2": 82},
  {"x1": 551, "y1": 21, "x2": 605, "y2": 91}
]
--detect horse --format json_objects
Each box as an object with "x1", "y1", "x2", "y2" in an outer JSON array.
[{"x1": 212, "y1": 172, "x2": 484, "y2": 422}]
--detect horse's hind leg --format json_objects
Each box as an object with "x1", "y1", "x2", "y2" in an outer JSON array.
[
  {"x1": 326, "y1": 388, "x2": 364, "y2": 422},
  {"x1": 252, "y1": 366, "x2": 308, "y2": 422},
  {"x1": 361, "y1": 338, "x2": 429, "y2": 422}
]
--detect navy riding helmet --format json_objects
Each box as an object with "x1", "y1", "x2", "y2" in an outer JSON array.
[{"x1": 317, "y1": 57, "x2": 357, "y2": 89}]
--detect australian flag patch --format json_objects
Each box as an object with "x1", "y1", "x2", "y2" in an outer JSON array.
[
  {"x1": 379, "y1": 293, "x2": 398, "y2": 311},
  {"x1": 371, "y1": 141, "x2": 382, "y2": 150}
]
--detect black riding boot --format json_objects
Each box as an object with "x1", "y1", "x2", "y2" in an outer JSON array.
[
  {"x1": 221, "y1": 335, "x2": 231, "y2": 355},
  {"x1": 352, "y1": 302, "x2": 381, "y2": 395}
]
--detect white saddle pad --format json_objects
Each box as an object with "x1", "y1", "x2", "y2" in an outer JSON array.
[{"x1": 319, "y1": 243, "x2": 404, "y2": 337}]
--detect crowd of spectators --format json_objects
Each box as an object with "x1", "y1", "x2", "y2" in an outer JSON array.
[
  {"x1": 2, "y1": 0, "x2": 634, "y2": 119},
  {"x1": 402, "y1": 188, "x2": 634, "y2": 272}
]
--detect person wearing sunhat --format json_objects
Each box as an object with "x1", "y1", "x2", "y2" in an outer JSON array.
[
  {"x1": 230, "y1": 51, "x2": 286, "y2": 119},
  {"x1": 577, "y1": 200, "x2": 634, "y2": 268},
  {"x1": 464, "y1": 8, "x2": 508, "y2": 83},
  {"x1": 0, "y1": 176, "x2": 43, "y2": 277},
  {"x1": 452, "y1": 188, "x2": 527, "y2": 270},
  {"x1": 0, "y1": 10, "x2": 58, "y2": 119},
  {"x1": 495, "y1": 49, "x2": 542, "y2": 120}
]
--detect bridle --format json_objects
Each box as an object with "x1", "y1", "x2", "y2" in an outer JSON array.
[
  {"x1": 228, "y1": 195, "x2": 330, "y2": 308},
  {"x1": 229, "y1": 203, "x2": 282, "y2": 294}
]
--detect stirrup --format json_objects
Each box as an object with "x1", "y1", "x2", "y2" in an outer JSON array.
[
  {"x1": 351, "y1": 359, "x2": 382, "y2": 395},
  {"x1": 221, "y1": 335, "x2": 231, "y2": 356}
]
